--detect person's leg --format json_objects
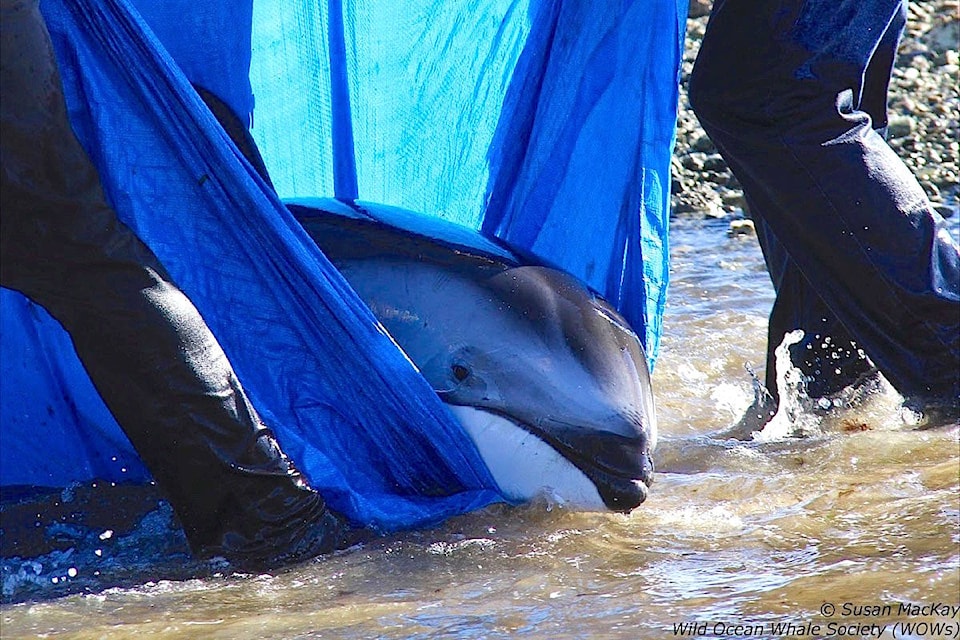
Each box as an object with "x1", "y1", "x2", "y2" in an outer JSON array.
[
  {"x1": 749, "y1": 5, "x2": 905, "y2": 404},
  {"x1": 689, "y1": 0, "x2": 959, "y2": 412},
  {"x1": 750, "y1": 203, "x2": 876, "y2": 403},
  {"x1": 1, "y1": 0, "x2": 348, "y2": 566}
]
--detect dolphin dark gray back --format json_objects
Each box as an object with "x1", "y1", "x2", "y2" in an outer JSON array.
[{"x1": 290, "y1": 199, "x2": 540, "y2": 279}]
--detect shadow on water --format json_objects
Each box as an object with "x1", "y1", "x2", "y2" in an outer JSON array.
[{"x1": 1, "y1": 483, "x2": 207, "y2": 603}]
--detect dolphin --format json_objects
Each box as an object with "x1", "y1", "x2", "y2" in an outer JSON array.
[
  {"x1": 190, "y1": 87, "x2": 658, "y2": 512},
  {"x1": 288, "y1": 198, "x2": 657, "y2": 512}
]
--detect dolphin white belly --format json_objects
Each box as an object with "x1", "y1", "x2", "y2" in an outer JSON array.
[{"x1": 448, "y1": 405, "x2": 606, "y2": 509}]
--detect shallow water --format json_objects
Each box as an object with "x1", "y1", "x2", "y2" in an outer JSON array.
[{"x1": 2, "y1": 215, "x2": 958, "y2": 639}]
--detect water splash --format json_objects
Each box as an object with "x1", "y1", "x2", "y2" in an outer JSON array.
[
  {"x1": 1, "y1": 491, "x2": 197, "y2": 603},
  {"x1": 750, "y1": 330, "x2": 905, "y2": 441},
  {"x1": 754, "y1": 330, "x2": 821, "y2": 441},
  {"x1": 710, "y1": 383, "x2": 754, "y2": 422}
]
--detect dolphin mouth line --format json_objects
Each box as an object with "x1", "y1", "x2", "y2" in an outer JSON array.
[{"x1": 457, "y1": 404, "x2": 653, "y2": 513}]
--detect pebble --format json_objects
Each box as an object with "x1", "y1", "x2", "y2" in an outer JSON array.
[
  {"x1": 923, "y1": 21, "x2": 960, "y2": 54},
  {"x1": 902, "y1": 66, "x2": 922, "y2": 81},
  {"x1": 704, "y1": 171, "x2": 729, "y2": 185},
  {"x1": 921, "y1": 180, "x2": 941, "y2": 200},
  {"x1": 691, "y1": 134, "x2": 716, "y2": 153},
  {"x1": 909, "y1": 55, "x2": 932, "y2": 72},
  {"x1": 688, "y1": 0, "x2": 712, "y2": 18},
  {"x1": 682, "y1": 153, "x2": 706, "y2": 171},
  {"x1": 704, "y1": 203, "x2": 727, "y2": 220},
  {"x1": 721, "y1": 191, "x2": 747, "y2": 210},
  {"x1": 934, "y1": 203, "x2": 957, "y2": 218},
  {"x1": 702, "y1": 154, "x2": 728, "y2": 172},
  {"x1": 727, "y1": 219, "x2": 755, "y2": 236}
]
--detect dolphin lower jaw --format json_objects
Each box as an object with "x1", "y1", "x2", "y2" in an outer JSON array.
[
  {"x1": 529, "y1": 426, "x2": 653, "y2": 513},
  {"x1": 446, "y1": 404, "x2": 652, "y2": 512},
  {"x1": 579, "y1": 461, "x2": 650, "y2": 513},
  {"x1": 446, "y1": 405, "x2": 606, "y2": 509}
]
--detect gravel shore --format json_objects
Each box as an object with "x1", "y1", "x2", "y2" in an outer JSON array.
[{"x1": 671, "y1": 0, "x2": 960, "y2": 221}]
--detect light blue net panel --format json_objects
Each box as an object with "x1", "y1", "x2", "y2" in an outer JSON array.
[
  {"x1": 0, "y1": 0, "x2": 686, "y2": 531},
  {"x1": 251, "y1": 0, "x2": 686, "y2": 361}
]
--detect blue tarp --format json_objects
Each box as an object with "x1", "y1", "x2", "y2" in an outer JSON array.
[
  {"x1": 249, "y1": 0, "x2": 685, "y2": 362},
  {"x1": 0, "y1": 0, "x2": 685, "y2": 531}
]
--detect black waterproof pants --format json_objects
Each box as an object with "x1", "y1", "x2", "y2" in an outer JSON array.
[{"x1": 0, "y1": 0, "x2": 345, "y2": 566}]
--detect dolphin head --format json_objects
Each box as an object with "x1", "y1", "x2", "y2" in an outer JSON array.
[
  {"x1": 291, "y1": 201, "x2": 657, "y2": 512},
  {"x1": 404, "y1": 265, "x2": 657, "y2": 512}
]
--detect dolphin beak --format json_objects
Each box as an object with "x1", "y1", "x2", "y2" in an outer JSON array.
[
  {"x1": 576, "y1": 440, "x2": 654, "y2": 512},
  {"x1": 517, "y1": 417, "x2": 655, "y2": 513}
]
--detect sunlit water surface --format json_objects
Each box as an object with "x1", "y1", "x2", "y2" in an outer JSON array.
[{"x1": 2, "y1": 215, "x2": 958, "y2": 639}]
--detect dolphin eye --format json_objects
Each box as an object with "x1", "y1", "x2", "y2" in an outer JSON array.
[{"x1": 451, "y1": 364, "x2": 470, "y2": 382}]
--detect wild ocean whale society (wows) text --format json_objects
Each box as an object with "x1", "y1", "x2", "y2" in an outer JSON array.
[{"x1": 671, "y1": 621, "x2": 891, "y2": 638}]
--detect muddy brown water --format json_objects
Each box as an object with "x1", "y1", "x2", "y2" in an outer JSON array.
[{"x1": 2, "y1": 215, "x2": 958, "y2": 639}]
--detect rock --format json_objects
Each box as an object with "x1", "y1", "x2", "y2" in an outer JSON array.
[
  {"x1": 899, "y1": 66, "x2": 922, "y2": 84},
  {"x1": 887, "y1": 115, "x2": 916, "y2": 139},
  {"x1": 672, "y1": 188, "x2": 724, "y2": 218},
  {"x1": 704, "y1": 203, "x2": 727, "y2": 219},
  {"x1": 907, "y1": 1, "x2": 931, "y2": 21},
  {"x1": 920, "y1": 180, "x2": 941, "y2": 200},
  {"x1": 691, "y1": 134, "x2": 716, "y2": 153},
  {"x1": 900, "y1": 40, "x2": 930, "y2": 57},
  {"x1": 682, "y1": 152, "x2": 706, "y2": 171},
  {"x1": 702, "y1": 154, "x2": 727, "y2": 172},
  {"x1": 688, "y1": 0, "x2": 712, "y2": 19},
  {"x1": 722, "y1": 191, "x2": 747, "y2": 211},
  {"x1": 934, "y1": 203, "x2": 957, "y2": 218},
  {"x1": 686, "y1": 19, "x2": 706, "y2": 39},
  {"x1": 908, "y1": 54, "x2": 932, "y2": 72},
  {"x1": 704, "y1": 171, "x2": 729, "y2": 185},
  {"x1": 922, "y1": 20, "x2": 960, "y2": 54},
  {"x1": 727, "y1": 219, "x2": 755, "y2": 237}
]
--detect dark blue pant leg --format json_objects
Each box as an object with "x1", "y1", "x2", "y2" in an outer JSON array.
[
  {"x1": 689, "y1": 0, "x2": 960, "y2": 404},
  {"x1": 747, "y1": 7, "x2": 906, "y2": 398},
  {"x1": 750, "y1": 192, "x2": 875, "y2": 402},
  {"x1": 749, "y1": 6, "x2": 904, "y2": 401}
]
